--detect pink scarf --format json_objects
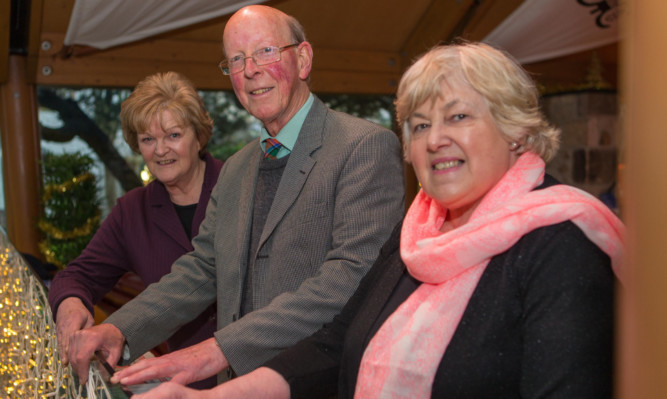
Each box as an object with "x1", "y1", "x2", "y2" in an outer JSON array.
[{"x1": 354, "y1": 152, "x2": 625, "y2": 398}]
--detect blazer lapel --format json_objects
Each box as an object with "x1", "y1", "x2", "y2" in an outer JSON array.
[
  {"x1": 236, "y1": 142, "x2": 262, "y2": 267},
  {"x1": 257, "y1": 97, "x2": 326, "y2": 248}
]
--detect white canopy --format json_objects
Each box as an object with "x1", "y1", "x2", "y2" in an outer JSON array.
[
  {"x1": 483, "y1": 0, "x2": 620, "y2": 64},
  {"x1": 64, "y1": 0, "x2": 262, "y2": 49}
]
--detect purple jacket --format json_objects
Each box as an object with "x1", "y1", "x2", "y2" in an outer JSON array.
[{"x1": 48, "y1": 153, "x2": 222, "y2": 384}]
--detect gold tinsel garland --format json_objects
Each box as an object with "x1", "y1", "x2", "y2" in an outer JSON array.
[
  {"x1": 38, "y1": 213, "x2": 101, "y2": 241},
  {"x1": 39, "y1": 169, "x2": 101, "y2": 268},
  {"x1": 42, "y1": 172, "x2": 95, "y2": 203},
  {"x1": 38, "y1": 241, "x2": 62, "y2": 268},
  {"x1": 38, "y1": 242, "x2": 71, "y2": 269},
  {"x1": 39, "y1": 212, "x2": 101, "y2": 268}
]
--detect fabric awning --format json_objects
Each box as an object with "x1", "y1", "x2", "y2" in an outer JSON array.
[
  {"x1": 64, "y1": 0, "x2": 264, "y2": 49},
  {"x1": 483, "y1": 0, "x2": 620, "y2": 64}
]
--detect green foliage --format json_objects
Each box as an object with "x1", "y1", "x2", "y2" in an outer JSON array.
[
  {"x1": 200, "y1": 90, "x2": 258, "y2": 161},
  {"x1": 208, "y1": 141, "x2": 249, "y2": 161},
  {"x1": 39, "y1": 152, "x2": 101, "y2": 268},
  {"x1": 320, "y1": 94, "x2": 395, "y2": 129}
]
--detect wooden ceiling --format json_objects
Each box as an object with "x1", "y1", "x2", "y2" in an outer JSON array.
[{"x1": 5, "y1": 0, "x2": 618, "y2": 94}]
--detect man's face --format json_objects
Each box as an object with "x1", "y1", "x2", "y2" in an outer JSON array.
[{"x1": 223, "y1": 9, "x2": 311, "y2": 135}]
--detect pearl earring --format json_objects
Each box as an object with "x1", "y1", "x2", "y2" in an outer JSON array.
[{"x1": 509, "y1": 142, "x2": 519, "y2": 151}]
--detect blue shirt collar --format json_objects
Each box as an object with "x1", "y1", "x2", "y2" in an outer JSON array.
[{"x1": 259, "y1": 93, "x2": 314, "y2": 158}]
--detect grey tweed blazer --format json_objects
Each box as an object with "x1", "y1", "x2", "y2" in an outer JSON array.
[{"x1": 105, "y1": 96, "x2": 405, "y2": 377}]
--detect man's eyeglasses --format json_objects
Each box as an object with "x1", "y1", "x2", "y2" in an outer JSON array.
[{"x1": 219, "y1": 43, "x2": 300, "y2": 75}]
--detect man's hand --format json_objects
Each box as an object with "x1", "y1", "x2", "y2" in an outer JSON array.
[
  {"x1": 68, "y1": 323, "x2": 125, "y2": 384},
  {"x1": 55, "y1": 297, "x2": 95, "y2": 366},
  {"x1": 132, "y1": 367, "x2": 290, "y2": 399},
  {"x1": 110, "y1": 338, "x2": 228, "y2": 387}
]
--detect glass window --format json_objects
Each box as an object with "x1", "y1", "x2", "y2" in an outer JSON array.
[{"x1": 37, "y1": 87, "x2": 394, "y2": 220}]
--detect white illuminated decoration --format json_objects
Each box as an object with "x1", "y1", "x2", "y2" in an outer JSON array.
[{"x1": 0, "y1": 229, "x2": 121, "y2": 398}]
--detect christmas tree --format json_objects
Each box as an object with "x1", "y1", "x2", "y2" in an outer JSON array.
[{"x1": 38, "y1": 152, "x2": 101, "y2": 268}]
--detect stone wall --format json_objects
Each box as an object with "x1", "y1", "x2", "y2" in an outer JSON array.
[{"x1": 542, "y1": 90, "x2": 619, "y2": 210}]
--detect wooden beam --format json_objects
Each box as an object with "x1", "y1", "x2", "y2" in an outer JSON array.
[
  {"x1": 36, "y1": 54, "x2": 231, "y2": 90},
  {"x1": 311, "y1": 48, "x2": 402, "y2": 94},
  {"x1": 35, "y1": 54, "x2": 401, "y2": 95},
  {"x1": 462, "y1": 0, "x2": 525, "y2": 41},
  {"x1": 0, "y1": 55, "x2": 42, "y2": 258},
  {"x1": 398, "y1": 0, "x2": 526, "y2": 71},
  {"x1": 400, "y1": 0, "x2": 476, "y2": 66},
  {"x1": 35, "y1": 33, "x2": 401, "y2": 93},
  {"x1": 38, "y1": 32, "x2": 222, "y2": 68},
  {"x1": 36, "y1": 32, "x2": 236, "y2": 89},
  {"x1": 619, "y1": 0, "x2": 667, "y2": 397},
  {"x1": 0, "y1": 0, "x2": 9, "y2": 84},
  {"x1": 310, "y1": 70, "x2": 400, "y2": 95},
  {"x1": 312, "y1": 48, "x2": 401, "y2": 74},
  {"x1": 26, "y1": 0, "x2": 44, "y2": 84}
]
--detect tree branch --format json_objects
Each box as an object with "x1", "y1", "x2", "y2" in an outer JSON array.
[{"x1": 37, "y1": 88, "x2": 142, "y2": 192}]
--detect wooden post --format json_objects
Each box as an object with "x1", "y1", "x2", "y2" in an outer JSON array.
[
  {"x1": 0, "y1": 55, "x2": 42, "y2": 257},
  {"x1": 618, "y1": 0, "x2": 667, "y2": 397}
]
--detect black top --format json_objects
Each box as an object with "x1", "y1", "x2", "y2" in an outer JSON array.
[
  {"x1": 173, "y1": 203, "x2": 197, "y2": 241},
  {"x1": 265, "y1": 176, "x2": 616, "y2": 398}
]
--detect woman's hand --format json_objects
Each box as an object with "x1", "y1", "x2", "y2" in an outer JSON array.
[
  {"x1": 68, "y1": 323, "x2": 126, "y2": 384},
  {"x1": 55, "y1": 297, "x2": 95, "y2": 366}
]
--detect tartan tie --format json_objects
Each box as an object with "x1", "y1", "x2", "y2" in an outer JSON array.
[{"x1": 264, "y1": 138, "x2": 282, "y2": 160}]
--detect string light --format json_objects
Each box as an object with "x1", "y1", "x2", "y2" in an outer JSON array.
[
  {"x1": 0, "y1": 231, "x2": 120, "y2": 398},
  {"x1": 140, "y1": 165, "x2": 154, "y2": 186}
]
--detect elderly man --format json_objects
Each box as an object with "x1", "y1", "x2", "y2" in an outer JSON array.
[{"x1": 68, "y1": 4, "x2": 404, "y2": 388}]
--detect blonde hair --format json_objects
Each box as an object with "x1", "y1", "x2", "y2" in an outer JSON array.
[
  {"x1": 395, "y1": 42, "x2": 560, "y2": 162},
  {"x1": 121, "y1": 72, "x2": 213, "y2": 157}
]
